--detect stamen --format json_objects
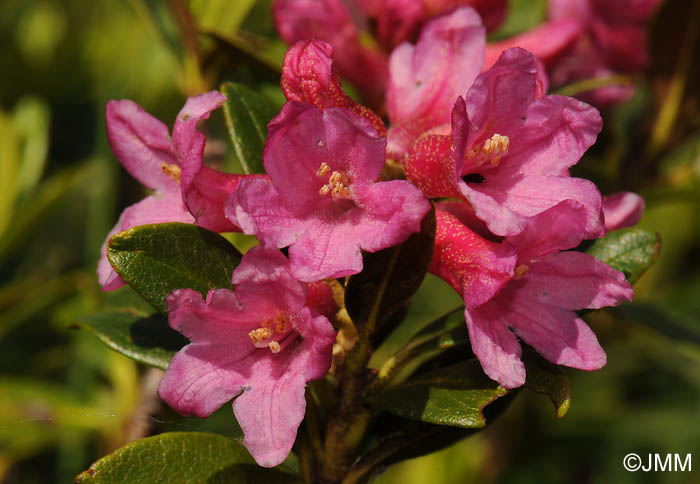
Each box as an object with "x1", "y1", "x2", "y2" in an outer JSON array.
[
  {"x1": 248, "y1": 327, "x2": 273, "y2": 344},
  {"x1": 464, "y1": 133, "x2": 509, "y2": 168},
  {"x1": 268, "y1": 341, "x2": 281, "y2": 353},
  {"x1": 317, "y1": 165, "x2": 352, "y2": 200},
  {"x1": 514, "y1": 264, "x2": 529, "y2": 278},
  {"x1": 274, "y1": 313, "x2": 290, "y2": 333},
  {"x1": 317, "y1": 162, "x2": 331, "y2": 176},
  {"x1": 161, "y1": 163, "x2": 181, "y2": 183}
]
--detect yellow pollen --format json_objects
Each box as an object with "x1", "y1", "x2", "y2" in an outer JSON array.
[
  {"x1": 465, "y1": 134, "x2": 509, "y2": 168},
  {"x1": 161, "y1": 162, "x2": 181, "y2": 182},
  {"x1": 268, "y1": 341, "x2": 281, "y2": 353},
  {"x1": 317, "y1": 165, "x2": 352, "y2": 199},
  {"x1": 514, "y1": 264, "x2": 529, "y2": 278},
  {"x1": 248, "y1": 327, "x2": 273, "y2": 344}
]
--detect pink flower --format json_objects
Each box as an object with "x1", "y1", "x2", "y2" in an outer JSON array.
[
  {"x1": 273, "y1": 0, "x2": 388, "y2": 103},
  {"x1": 548, "y1": 0, "x2": 661, "y2": 106},
  {"x1": 602, "y1": 191, "x2": 645, "y2": 231},
  {"x1": 157, "y1": 246, "x2": 336, "y2": 467},
  {"x1": 431, "y1": 200, "x2": 633, "y2": 388},
  {"x1": 281, "y1": 39, "x2": 386, "y2": 137},
  {"x1": 98, "y1": 92, "x2": 257, "y2": 291},
  {"x1": 386, "y1": 7, "x2": 485, "y2": 161},
  {"x1": 405, "y1": 47, "x2": 605, "y2": 238},
  {"x1": 226, "y1": 102, "x2": 430, "y2": 282}
]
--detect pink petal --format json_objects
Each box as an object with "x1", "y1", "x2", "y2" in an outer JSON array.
[
  {"x1": 466, "y1": 47, "x2": 537, "y2": 143},
  {"x1": 458, "y1": 183, "x2": 525, "y2": 236},
  {"x1": 281, "y1": 40, "x2": 386, "y2": 136},
  {"x1": 602, "y1": 191, "x2": 645, "y2": 231},
  {"x1": 484, "y1": 19, "x2": 581, "y2": 70},
  {"x1": 506, "y1": 199, "x2": 588, "y2": 259},
  {"x1": 497, "y1": 291, "x2": 607, "y2": 370},
  {"x1": 350, "y1": 179, "x2": 431, "y2": 251},
  {"x1": 376, "y1": 0, "x2": 427, "y2": 49},
  {"x1": 273, "y1": 0, "x2": 388, "y2": 100},
  {"x1": 549, "y1": 0, "x2": 591, "y2": 22},
  {"x1": 504, "y1": 94, "x2": 602, "y2": 176},
  {"x1": 232, "y1": 246, "x2": 308, "y2": 315},
  {"x1": 430, "y1": 208, "x2": 516, "y2": 309},
  {"x1": 105, "y1": 100, "x2": 178, "y2": 193},
  {"x1": 307, "y1": 281, "x2": 337, "y2": 320},
  {"x1": 477, "y1": 174, "x2": 604, "y2": 238},
  {"x1": 225, "y1": 176, "x2": 307, "y2": 249},
  {"x1": 386, "y1": 7, "x2": 484, "y2": 155},
  {"x1": 158, "y1": 342, "x2": 255, "y2": 418},
  {"x1": 97, "y1": 193, "x2": 195, "y2": 291},
  {"x1": 264, "y1": 104, "x2": 385, "y2": 212},
  {"x1": 518, "y1": 251, "x2": 634, "y2": 310},
  {"x1": 405, "y1": 134, "x2": 462, "y2": 199},
  {"x1": 464, "y1": 303, "x2": 525, "y2": 388}
]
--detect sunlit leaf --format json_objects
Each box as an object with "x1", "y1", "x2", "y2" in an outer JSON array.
[
  {"x1": 107, "y1": 223, "x2": 242, "y2": 314},
  {"x1": 586, "y1": 228, "x2": 661, "y2": 284}
]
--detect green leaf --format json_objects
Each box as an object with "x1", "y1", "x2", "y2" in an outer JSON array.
[
  {"x1": 75, "y1": 432, "x2": 304, "y2": 483},
  {"x1": 189, "y1": 0, "x2": 256, "y2": 35},
  {"x1": 75, "y1": 311, "x2": 186, "y2": 370},
  {"x1": 107, "y1": 223, "x2": 242, "y2": 315},
  {"x1": 586, "y1": 228, "x2": 661, "y2": 284},
  {"x1": 220, "y1": 82, "x2": 276, "y2": 175},
  {"x1": 522, "y1": 348, "x2": 571, "y2": 418},
  {"x1": 376, "y1": 360, "x2": 507, "y2": 429},
  {"x1": 346, "y1": 207, "x2": 436, "y2": 328}
]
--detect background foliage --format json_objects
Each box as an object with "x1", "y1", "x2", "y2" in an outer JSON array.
[{"x1": 0, "y1": 0, "x2": 699, "y2": 482}]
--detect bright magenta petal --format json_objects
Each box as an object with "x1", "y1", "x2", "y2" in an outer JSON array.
[
  {"x1": 498, "y1": 292, "x2": 607, "y2": 371},
  {"x1": 602, "y1": 191, "x2": 644, "y2": 231},
  {"x1": 105, "y1": 100, "x2": 178, "y2": 193},
  {"x1": 518, "y1": 251, "x2": 634, "y2": 310},
  {"x1": 430, "y1": 208, "x2": 516, "y2": 309},
  {"x1": 465, "y1": 303, "x2": 525, "y2": 388},
  {"x1": 97, "y1": 193, "x2": 194, "y2": 291},
  {"x1": 505, "y1": 95, "x2": 602, "y2": 176}
]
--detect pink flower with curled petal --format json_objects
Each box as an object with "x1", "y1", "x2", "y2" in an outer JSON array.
[
  {"x1": 281, "y1": 39, "x2": 386, "y2": 137},
  {"x1": 432, "y1": 200, "x2": 633, "y2": 388},
  {"x1": 602, "y1": 191, "x2": 645, "y2": 231},
  {"x1": 405, "y1": 47, "x2": 605, "y2": 238},
  {"x1": 226, "y1": 101, "x2": 430, "y2": 282},
  {"x1": 98, "y1": 92, "x2": 260, "y2": 291},
  {"x1": 158, "y1": 246, "x2": 336, "y2": 468},
  {"x1": 386, "y1": 7, "x2": 485, "y2": 161},
  {"x1": 273, "y1": 0, "x2": 388, "y2": 104}
]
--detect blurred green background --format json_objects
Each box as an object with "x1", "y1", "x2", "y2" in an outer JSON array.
[{"x1": 1, "y1": 0, "x2": 699, "y2": 483}]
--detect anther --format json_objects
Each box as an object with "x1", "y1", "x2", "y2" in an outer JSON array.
[
  {"x1": 161, "y1": 163, "x2": 181, "y2": 183},
  {"x1": 317, "y1": 162, "x2": 331, "y2": 176},
  {"x1": 514, "y1": 264, "x2": 529, "y2": 278},
  {"x1": 248, "y1": 327, "x2": 273, "y2": 344},
  {"x1": 268, "y1": 341, "x2": 281, "y2": 353}
]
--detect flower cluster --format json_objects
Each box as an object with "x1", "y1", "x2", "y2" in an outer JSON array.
[{"x1": 99, "y1": 4, "x2": 648, "y2": 469}]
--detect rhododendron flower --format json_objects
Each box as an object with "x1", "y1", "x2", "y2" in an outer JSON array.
[
  {"x1": 405, "y1": 48, "x2": 605, "y2": 238},
  {"x1": 602, "y1": 191, "x2": 645, "y2": 231},
  {"x1": 273, "y1": 0, "x2": 388, "y2": 102},
  {"x1": 158, "y1": 246, "x2": 336, "y2": 467},
  {"x1": 431, "y1": 200, "x2": 633, "y2": 388},
  {"x1": 98, "y1": 92, "x2": 260, "y2": 291},
  {"x1": 226, "y1": 102, "x2": 430, "y2": 282},
  {"x1": 386, "y1": 6, "x2": 485, "y2": 161},
  {"x1": 548, "y1": 0, "x2": 661, "y2": 106}
]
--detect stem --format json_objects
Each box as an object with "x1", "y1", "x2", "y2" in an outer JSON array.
[
  {"x1": 318, "y1": 249, "x2": 402, "y2": 482},
  {"x1": 553, "y1": 74, "x2": 633, "y2": 97},
  {"x1": 167, "y1": 0, "x2": 206, "y2": 94}
]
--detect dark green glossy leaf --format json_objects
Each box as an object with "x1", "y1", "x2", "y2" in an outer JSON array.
[
  {"x1": 107, "y1": 223, "x2": 242, "y2": 315},
  {"x1": 220, "y1": 82, "x2": 276, "y2": 175},
  {"x1": 75, "y1": 310, "x2": 186, "y2": 370},
  {"x1": 376, "y1": 360, "x2": 507, "y2": 429},
  {"x1": 522, "y1": 348, "x2": 571, "y2": 418},
  {"x1": 346, "y1": 207, "x2": 436, "y2": 328},
  {"x1": 75, "y1": 432, "x2": 304, "y2": 483},
  {"x1": 586, "y1": 228, "x2": 661, "y2": 284}
]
